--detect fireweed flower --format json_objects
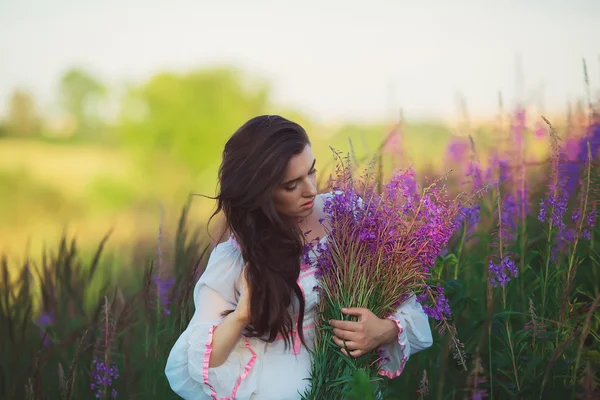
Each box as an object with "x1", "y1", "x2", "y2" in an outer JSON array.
[
  {"x1": 584, "y1": 207, "x2": 597, "y2": 240},
  {"x1": 305, "y1": 152, "x2": 468, "y2": 398},
  {"x1": 455, "y1": 204, "x2": 481, "y2": 234},
  {"x1": 152, "y1": 274, "x2": 174, "y2": 316},
  {"x1": 561, "y1": 123, "x2": 600, "y2": 195},
  {"x1": 92, "y1": 296, "x2": 118, "y2": 399},
  {"x1": 416, "y1": 285, "x2": 452, "y2": 320},
  {"x1": 552, "y1": 228, "x2": 576, "y2": 261},
  {"x1": 501, "y1": 194, "x2": 519, "y2": 244},
  {"x1": 455, "y1": 139, "x2": 488, "y2": 236},
  {"x1": 488, "y1": 257, "x2": 518, "y2": 287},
  {"x1": 36, "y1": 311, "x2": 53, "y2": 346},
  {"x1": 494, "y1": 157, "x2": 511, "y2": 185},
  {"x1": 466, "y1": 356, "x2": 488, "y2": 400},
  {"x1": 446, "y1": 138, "x2": 470, "y2": 164},
  {"x1": 91, "y1": 357, "x2": 119, "y2": 399},
  {"x1": 534, "y1": 121, "x2": 546, "y2": 139},
  {"x1": 465, "y1": 157, "x2": 485, "y2": 192},
  {"x1": 538, "y1": 123, "x2": 568, "y2": 231},
  {"x1": 579, "y1": 122, "x2": 600, "y2": 161}
]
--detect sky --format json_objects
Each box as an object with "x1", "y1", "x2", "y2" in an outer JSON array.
[{"x1": 0, "y1": 0, "x2": 599, "y2": 123}]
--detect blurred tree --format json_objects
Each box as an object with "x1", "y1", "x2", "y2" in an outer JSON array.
[
  {"x1": 5, "y1": 89, "x2": 40, "y2": 137},
  {"x1": 118, "y1": 67, "x2": 270, "y2": 173},
  {"x1": 59, "y1": 68, "x2": 106, "y2": 137}
]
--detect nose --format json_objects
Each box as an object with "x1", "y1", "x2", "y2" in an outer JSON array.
[{"x1": 305, "y1": 179, "x2": 317, "y2": 197}]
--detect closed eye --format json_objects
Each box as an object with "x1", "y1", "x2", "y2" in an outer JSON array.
[{"x1": 284, "y1": 169, "x2": 316, "y2": 191}]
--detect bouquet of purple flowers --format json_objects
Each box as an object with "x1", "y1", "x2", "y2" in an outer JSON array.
[{"x1": 302, "y1": 153, "x2": 471, "y2": 399}]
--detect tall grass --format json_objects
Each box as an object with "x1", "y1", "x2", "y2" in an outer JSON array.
[
  {"x1": 0, "y1": 201, "x2": 209, "y2": 399},
  {"x1": 1, "y1": 112, "x2": 599, "y2": 399}
]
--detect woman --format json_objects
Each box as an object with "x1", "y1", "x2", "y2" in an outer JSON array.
[{"x1": 165, "y1": 115, "x2": 433, "y2": 399}]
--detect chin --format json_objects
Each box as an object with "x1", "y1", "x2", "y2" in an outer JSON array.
[{"x1": 295, "y1": 208, "x2": 314, "y2": 218}]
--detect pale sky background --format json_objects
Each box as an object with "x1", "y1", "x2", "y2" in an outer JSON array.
[{"x1": 0, "y1": 0, "x2": 599, "y2": 123}]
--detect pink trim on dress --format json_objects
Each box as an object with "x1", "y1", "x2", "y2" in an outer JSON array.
[
  {"x1": 230, "y1": 337, "x2": 257, "y2": 399},
  {"x1": 300, "y1": 262, "x2": 311, "y2": 271},
  {"x1": 202, "y1": 325, "x2": 219, "y2": 400},
  {"x1": 378, "y1": 316, "x2": 408, "y2": 379},
  {"x1": 202, "y1": 325, "x2": 258, "y2": 400},
  {"x1": 299, "y1": 269, "x2": 316, "y2": 280}
]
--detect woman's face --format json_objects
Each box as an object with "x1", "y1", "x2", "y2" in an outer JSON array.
[{"x1": 272, "y1": 144, "x2": 318, "y2": 219}]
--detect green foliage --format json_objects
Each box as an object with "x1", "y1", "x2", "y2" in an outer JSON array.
[
  {"x1": 1, "y1": 175, "x2": 599, "y2": 399},
  {"x1": 117, "y1": 67, "x2": 270, "y2": 173},
  {"x1": 59, "y1": 68, "x2": 107, "y2": 138}
]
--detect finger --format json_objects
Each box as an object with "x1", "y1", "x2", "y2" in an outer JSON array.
[
  {"x1": 348, "y1": 349, "x2": 363, "y2": 358},
  {"x1": 332, "y1": 328, "x2": 359, "y2": 341},
  {"x1": 332, "y1": 335, "x2": 359, "y2": 350},
  {"x1": 329, "y1": 319, "x2": 360, "y2": 331},
  {"x1": 341, "y1": 348, "x2": 363, "y2": 358},
  {"x1": 341, "y1": 307, "x2": 368, "y2": 317}
]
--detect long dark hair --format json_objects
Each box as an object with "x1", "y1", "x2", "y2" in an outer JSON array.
[{"x1": 211, "y1": 115, "x2": 309, "y2": 348}]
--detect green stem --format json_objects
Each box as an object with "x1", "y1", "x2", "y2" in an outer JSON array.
[
  {"x1": 454, "y1": 225, "x2": 466, "y2": 281},
  {"x1": 488, "y1": 319, "x2": 494, "y2": 400},
  {"x1": 503, "y1": 286, "x2": 520, "y2": 392},
  {"x1": 541, "y1": 220, "x2": 554, "y2": 316}
]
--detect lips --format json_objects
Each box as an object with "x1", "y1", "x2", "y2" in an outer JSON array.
[{"x1": 302, "y1": 198, "x2": 315, "y2": 208}]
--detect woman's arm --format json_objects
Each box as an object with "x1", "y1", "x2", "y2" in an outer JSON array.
[
  {"x1": 165, "y1": 244, "x2": 258, "y2": 399},
  {"x1": 209, "y1": 272, "x2": 251, "y2": 367},
  {"x1": 329, "y1": 296, "x2": 433, "y2": 367}
]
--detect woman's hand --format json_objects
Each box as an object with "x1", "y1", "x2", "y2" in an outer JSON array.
[
  {"x1": 330, "y1": 308, "x2": 399, "y2": 358},
  {"x1": 231, "y1": 270, "x2": 251, "y2": 325}
]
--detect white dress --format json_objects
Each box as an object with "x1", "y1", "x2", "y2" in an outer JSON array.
[{"x1": 165, "y1": 231, "x2": 433, "y2": 399}]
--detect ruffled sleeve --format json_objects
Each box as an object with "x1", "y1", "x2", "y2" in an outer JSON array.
[
  {"x1": 165, "y1": 241, "x2": 258, "y2": 400},
  {"x1": 378, "y1": 295, "x2": 433, "y2": 378}
]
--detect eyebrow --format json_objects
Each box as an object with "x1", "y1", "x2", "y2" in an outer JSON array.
[{"x1": 282, "y1": 159, "x2": 316, "y2": 186}]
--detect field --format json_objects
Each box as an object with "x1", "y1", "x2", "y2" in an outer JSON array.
[{"x1": 1, "y1": 105, "x2": 599, "y2": 400}]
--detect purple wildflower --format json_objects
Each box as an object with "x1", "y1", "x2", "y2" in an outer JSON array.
[
  {"x1": 153, "y1": 274, "x2": 174, "y2": 316},
  {"x1": 465, "y1": 158, "x2": 485, "y2": 192},
  {"x1": 91, "y1": 357, "x2": 119, "y2": 399},
  {"x1": 417, "y1": 285, "x2": 452, "y2": 320},
  {"x1": 501, "y1": 194, "x2": 519, "y2": 244},
  {"x1": 564, "y1": 138, "x2": 580, "y2": 161},
  {"x1": 561, "y1": 123, "x2": 600, "y2": 195},
  {"x1": 534, "y1": 122, "x2": 546, "y2": 139},
  {"x1": 376, "y1": 348, "x2": 392, "y2": 365},
  {"x1": 579, "y1": 122, "x2": 600, "y2": 161},
  {"x1": 584, "y1": 206, "x2": 596, "y2": 240},
  {"x1": 456, "y1": 204, "x2": 481, "y2": 234},
  {"x1": 488, "y1": 257, "x2": 518, "y2": 287},
  {"x1": 539, "y1": 120, "x2": 569, "y2": 229},
  {"x1": 36, "y1": 311, "x2": 53, "y2": 346},
  {"x1": 512, "y1": 107, "x2": 526, "y2": 145},
  {"x1": 495, "y1": 157, "x2": 511, "y2": 185},
  {"x1": 384, "y1": 169, "x2": 419, "y2": 214},
  {"x1": 309, "y1": 152, "x2": 468, "y2": 386},
  {"x1": 572, "y1": 209, "x2": 581, "y2": 223},
  {"x1": 466, "y1": 356, "x2": 489, "y2": 400},
  {"x1": 446, "y1": 138, "x2": 470, "y2": 163},
  {"x1": 552, "y1": 228, "x2": 576, "y2": 261}
]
